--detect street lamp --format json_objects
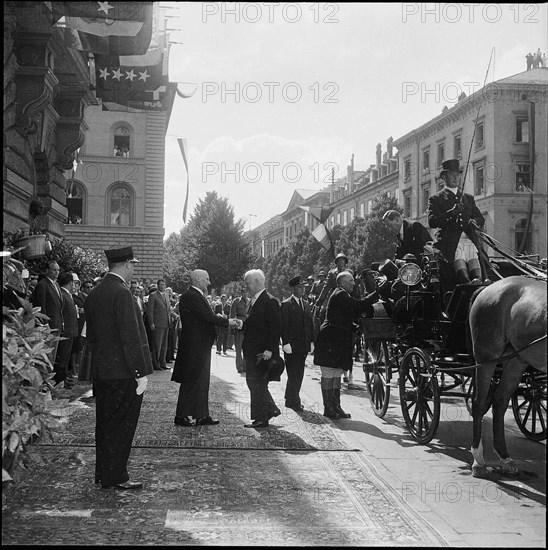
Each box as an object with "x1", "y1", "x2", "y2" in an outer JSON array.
[{"x1": 249, "y1": 214, "x2": 257, "y2": 232}]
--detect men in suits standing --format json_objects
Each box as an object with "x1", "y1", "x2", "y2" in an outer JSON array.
[
  {"x1": 147, "y1": 279, "x2": 171, "y2": 370},
  {"x1": 242, "y1": 269, "x2": 282, "y2": 429},
  {"x1": 428, "y1": 158, "x2": 486, "y2": 286},
  {"x1": 33, "y1": 260, "x2": 64, "y2": 383},
  {"x1": 314, "y1": 272, "x2": 377, "y2": 419},
  {"x1": 230, "y1": 290, "x2": 249, "y2": 373},
  {"x1": 57, "y1": 272, "x2": 79, "y2": 389},
  {"x1": 214, "y1": 294, "x2": 231, "y2": 355},
  {"x1": 382, "y1": 210, "x2": 432, "y2": 261},
  {"x1": 172, "y1": 270, "x2": 241, "y2": 427},
  {"x1": 281, "y1": 276, "x2": 315, "y2": 412},
  {"x1": 84, "y1": 246, "x2": 152, "y2": 490}
]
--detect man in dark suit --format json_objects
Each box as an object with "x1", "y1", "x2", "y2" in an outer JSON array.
[
  {"x1": 33, "y1": 260, "x2": 64, "y2": 381},
  {"x1": 382, "y1": 210, "x2": 432, "y2": 261},
  {"x1": 214, "y1": 294, "x2": 231, "y2": 355},
  {"x1": 281, "y1": 275, "x2": 315, "y2": 412},
  {"x1": 84, "y1": 246, "x2": 152, "y2": 490},
  {"x1": 57, "y1": 271, "x2": 79, "y2": 389},
  {"x1": 428, "y1": 158, "x2": 485, "y2": 286},
  {"x1": 314, "y1": 272, "x2": 377, "y2": 419},
  {"x1": 147, "y1": 278, "x2": 171, "y2": 370},
  {"x1": 172, "y1": 270, "x2": 241, "y2": 427},
  {"x1": 242, "y1": 269, "x2": 282, "y2": 429}
]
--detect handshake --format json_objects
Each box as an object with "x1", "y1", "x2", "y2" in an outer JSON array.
[{"x1": 228, "y1": 318, "x2": 243, "y2": 330}]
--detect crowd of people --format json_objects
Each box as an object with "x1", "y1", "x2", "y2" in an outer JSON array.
[
  {"x1": 3, "y1": 157, "x2": 509, "y2": 490},
  {"x1": 525, "y1": 48, "x2": 546, "y2": 70}
]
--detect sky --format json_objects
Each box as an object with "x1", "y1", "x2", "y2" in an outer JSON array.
[{"x1": 162, "y1": 2, "x2": 547, "y2": 237}]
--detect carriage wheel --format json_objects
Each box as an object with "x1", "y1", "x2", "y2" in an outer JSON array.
[
  {"x1": 511, "y1": 373, "x2": 547, "y2": 442},
  {"x1": 461, "y1": 373, "x2": 475, "y2": 415},
  {"x1": 399, "y1": 348, "x2": 440, "y2": 444},
  {"x1": 363, "y1": 340, "x2": 392, "y2": 418}
]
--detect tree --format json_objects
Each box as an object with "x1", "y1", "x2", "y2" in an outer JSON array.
[
  {"x1": 360, "y1": 192, "x2": 402, "y2": 265},
  {"x1": 163, "y1": 192, "x2": 251, "y2": 292}
]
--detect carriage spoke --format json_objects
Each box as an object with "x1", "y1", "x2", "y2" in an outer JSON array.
[
  {"x1": 522, "y1": 400, "x2": 533, "y2": 426},
  {"x1": 423, "y1": 400, "x2": 434, "y2": 420},
  {"x1": 536, "y1": 402, "x2": 546, "y2": 432}
]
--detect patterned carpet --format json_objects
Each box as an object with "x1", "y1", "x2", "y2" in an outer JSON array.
[{"x1": 2, "y1": 362, "x2": 447, "y2": 546}]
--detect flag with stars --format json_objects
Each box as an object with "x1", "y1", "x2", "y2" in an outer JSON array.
[
  {"x1": 54, "y1": 1, "x2": 153, "y2": 55},
  {"x1": 95, "y1": 53, "x2": 171, "y2": 111}
]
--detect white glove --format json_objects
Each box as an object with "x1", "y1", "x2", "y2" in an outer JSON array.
[
  {"x1": 282, "y1": 343, "x2": 292, "y2": 354},
  {"x1": 136, "y1": 376, "x2": 148, "y2": 395},
  {"x1": 262, "y1": 350, "x2": 273, "y2": 360}
]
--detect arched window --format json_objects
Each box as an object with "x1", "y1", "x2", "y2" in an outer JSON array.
[
  {"x1": 514, "y1": 218, "x2": 533, "y2": 254},
  {"x1": 112, "y1": 124, "x2": 132, "y2": 157},
  {"x1": 66, "y1": 181, "x2": 86, "y2": 224},
  {"x1": 108, "y1": 183, "x2": 134, "y2": 226}
]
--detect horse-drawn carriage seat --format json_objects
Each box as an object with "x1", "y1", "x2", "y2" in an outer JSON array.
[{"x1": 442, "y1": 284, "x2": 481, "y2": 322}]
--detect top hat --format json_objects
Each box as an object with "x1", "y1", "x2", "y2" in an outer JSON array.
[
  {"x1": 288, "y1": 275, "x2": 306, "y2": 287},
  {"x1": 104, "y1": 246, "x2": 139, "y2": 263},
  {"x1": 439, "y1": 158, "x2": 462, "y2": 178},
  {"x1": 379, "y1": 259, "x2": 399, "y2": 281}
]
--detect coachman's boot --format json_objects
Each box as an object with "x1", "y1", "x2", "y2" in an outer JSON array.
[
  {"x1": 322, "y1": 389, "x2": 340, "y2": 419},
  {"x1": 333, "y1": 388, "x2": 351, "y2": 418}
]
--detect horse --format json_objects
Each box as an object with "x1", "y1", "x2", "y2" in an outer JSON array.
[{"x1": 468, "y1": 275, "x2": 547, "y2": 478}]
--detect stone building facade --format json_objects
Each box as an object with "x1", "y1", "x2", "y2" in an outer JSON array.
[
  {"x1": 395, "y1": 68, "x2": 547, "y2": 259},
  {"x1": 3, "y1": 2, "x2": 94, "y2": 238},
  {"x1": 249, "y1": 69, "x2": 547, "y2": 262}
]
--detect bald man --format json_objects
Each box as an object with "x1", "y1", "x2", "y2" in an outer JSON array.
[{"x1": 171, "y1": 270, "x2": 241, "y2": 426}]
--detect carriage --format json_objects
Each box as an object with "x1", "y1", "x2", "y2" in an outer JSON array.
[{"x1": 359, "y1": 250, "x2": 547, "y2": 445}]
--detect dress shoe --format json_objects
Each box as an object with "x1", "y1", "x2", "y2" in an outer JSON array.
[
  {"x1": 161, "y1": 365, "x2": 171, "y2": 370},
  {"x1": 101, "y1": 480, "x2": 143, "y2": 490},
  {"x1": 153, "y1": 367, "x2": 162, "y2": 371},
  {"x1": 270, "y1": 408, "x2": 281, "y2": 418},
  {"x1": 195, "y1": 416, "x2": 220, "y2": 426},
  {"x1": 216, "y1": 351, "x2": 221, "y2": 355},
  {"x1": 222, "y1": 352, "x2": 228, "y2": 356},
  {"x1": 174, "y1": 416, "x2": 193, "y2": 427},
  {"x1": 286, "y1": 404, "x2": 304, "y2": 412},
  {"x1": 244, "y1": 420, "x2": 269, "y2": 428}
]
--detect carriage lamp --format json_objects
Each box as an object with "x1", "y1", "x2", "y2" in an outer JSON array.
[{"x1": 399, "y1": 263, "x2": 422, "y2": 286}]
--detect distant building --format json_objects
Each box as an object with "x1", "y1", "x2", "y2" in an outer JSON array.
[{"x1": 394, "y1": 67, "x2": 547, "y2": 258}]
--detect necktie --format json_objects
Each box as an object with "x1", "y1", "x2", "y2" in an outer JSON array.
[{"x1": 298, "y1": 298, "x2": 304, "y2": 312}]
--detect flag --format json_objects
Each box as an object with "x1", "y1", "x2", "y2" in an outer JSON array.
[
  {"x1": 178, "y1": 138, "x2": 190, "y2": 223},
  {"x1": 55, "y1": 2, "x2": 153, "y2": 55},
  {"x1": 299, "y1": 205, "x2": 334, "y2": 224},
  {"x1": 312, "y1": 224, "x2": 334, "y2": 257},
  {"x1": 95, "y1": 53, "x2": 170, "y2": 110}
]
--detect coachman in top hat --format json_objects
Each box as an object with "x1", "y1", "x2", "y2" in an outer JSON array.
[{"x1": 427, "y1": 159, "x2": 486, "y2": 287}]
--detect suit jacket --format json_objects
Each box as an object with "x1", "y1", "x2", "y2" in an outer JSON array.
[
  {"x1": 280, "y1": 296, "x2": 314, "y2": 354},
  {"x1": 230, "y1": 296, "x2": 249, "y2": 320},
  {"x1": 214, "y1": 302, "x2": 231, "y2": 318},
  {"x1": 84, "y1": 273, "x2": 153, "y2": 380},
  {"x1": 395, "y1": 220, "x2": 432, "y2": 260},
  {"x1": 314, "y1": 287, "x2": 375, "y2": 370},
  {"x1": 171, "y1": 287, "x2": 229, "y2": 384},
  {"x1": 33, "y1": 276, "x2": 63, "y2": 332},
  {"x1": 428, "y1": 187, "x2": 485, "y2": 262},
  {"x1": 242, "y1": 290, "x2": 281, "y2": 358},
  {"x1": 73, "y1": 291, "x2": 86, "y2": 335},
  {"x1": 147, "y1": 289, "x2": 171, "y2": 328},
  {"x1": 60, "y1": 288, "x2": 79, "y2": 338}
]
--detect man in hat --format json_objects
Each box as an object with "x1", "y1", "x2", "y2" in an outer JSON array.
[
  {"x1": 280, "y1": 276, "x2": 315, "y2": 412},
  {"x1": 172, "y1": 270, "x2": 241, "y2": 426},
  {"x1": 382, "y1": 210, "x2": 432, "y2": 262},
  {"x1": 316, "y1": 253, "x2": 351, "y2": 310},
  {"x1": 428, "y1": 159, "x2": 485, "y2": 287},
  {"x1": 57, "y1": 271, "x2": 79, "y2": 389},
  {"x1": 314, "y1": 271, "x2": 377, "y2": 419},
  {"x1": 84, "y1": 246, "x2": 152, "y2": 490}
]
